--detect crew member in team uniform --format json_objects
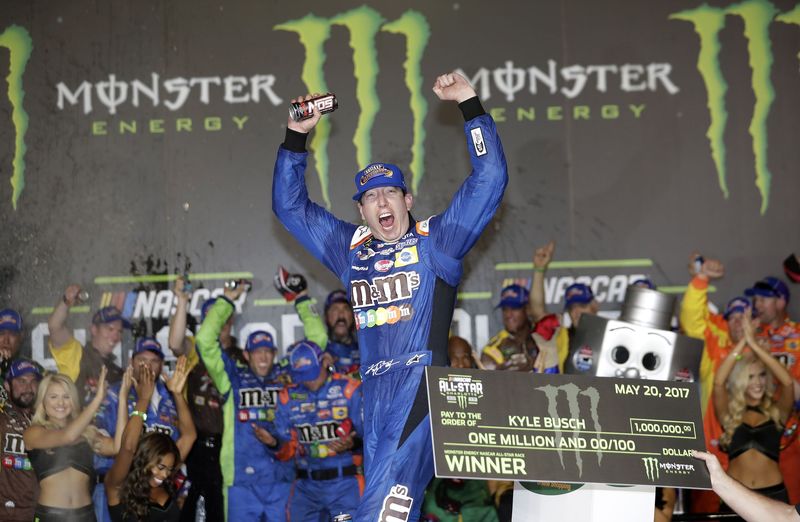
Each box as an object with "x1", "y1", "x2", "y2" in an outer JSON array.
[
  {"x1": 196, "y1": 283, "x2": 294, "y2": 521},
  {"x1": 265, "y1": 340, "x2": 364, "y2": 520},
  {"x1": 0, "y1": 359, "x2": 42, "y2": 521}
]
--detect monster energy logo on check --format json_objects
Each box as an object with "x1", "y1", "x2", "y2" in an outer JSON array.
[
  {"x1": 671, "y1": 0, "x2": 800, "y2": 214},
  {"x1": 275, "y1": 7, "x2": 430, "y2": 207},
  {"x1": 536, "y1": 383, "x2": 602, "y2": 478},
  {"x1": 642, "y1": 457, "x2": 660, "y2": 481},
  {"x1": 439, "y1": 375, "x2": 484, "y2": 409}
]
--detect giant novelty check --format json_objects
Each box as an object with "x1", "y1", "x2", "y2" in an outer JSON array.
[{"x1": 426, "y1": 368, "x2": 711, "y2": 489}]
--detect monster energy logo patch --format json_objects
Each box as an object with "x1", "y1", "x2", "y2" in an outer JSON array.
[
  {"x1": 275, "y1": 7, "x2": 430, "y2": 207},
  {"x1": 0, "y1": 25, "x2": 32, "y2": 210},
  {"x1": 536, "y1": 383, "x2": 601, "y2": 478},
  {"x1": 671, "y1": 0, "x2": 800, "y2": 214},
  {"x1": 439, "y1": 375, "x2": 484, "y2": 409}
]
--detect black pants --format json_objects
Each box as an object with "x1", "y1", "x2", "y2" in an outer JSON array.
[
  {"x1": 180, "y1": 434, "x2": 224, "y2": 522},
  {"x1": 34, "y1": 504, "x2": 95, "y2": 522}
]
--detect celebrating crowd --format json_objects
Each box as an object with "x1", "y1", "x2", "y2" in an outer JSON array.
[{"x1": 0, "y1": 70, "x2": 798, "y2": 522}]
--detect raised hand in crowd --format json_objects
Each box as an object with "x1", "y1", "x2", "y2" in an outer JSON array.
[
  {"x1": 530, "y1": 240, "x2": 555, "y2": 321},
  {"x1": 274, "y1": 266, "x2": 308, "y2": 302},
  {"x1": 173, "y1": 275, "x2": 191, "y2": 301},
  {"x1": 133, "y1": 361, "x2": 156, "y2": 408},
  {"x1": 689, "y1": 252, "x2": 724, "y2": 280},
  {"x1": 533, "y1": 240, "x2": 555, "y2": 270},
  {"x1": 741, "y1": 309, "x2": 760, "y2": 344},
  {"x1": 223, "y1": 280, "x2": 249, "y2": 303},
  {"x1": 62, "y1": 284, "x2": 83, "y2": 307},
  {"x1": 47, "y1": 283, "x2": 83, "y2": 347},
  {"x1": 91, "y1": 364, "x2": 108, "y2": 407},
  {"x1": 168, "y1": 275, "x2": 193, "y2": 355},
  {"x1": 166, "y1": 355, "x2": 189, "y2": 395},
  {"x1": 167, "y1": 355, "x2": 196, "y2": 460},
  {"x1": 112, "y1": 365, "x2": 136, "y2": 452}
]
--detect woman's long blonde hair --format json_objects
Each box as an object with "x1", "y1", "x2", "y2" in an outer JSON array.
[
  {"x1": 720, "y1": 355, "x2": 781, "y2": 447},
  {"x1": 30, "y1": 373, "x2": 99, "y2": 444}
]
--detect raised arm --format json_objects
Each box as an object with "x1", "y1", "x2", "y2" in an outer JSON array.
[
  {"x1": 712, "y1": 338, "x2": 746, "y2": 423},
  {"x1": 295, "y1": 297, "x2": 329, "y2": 350},
  {"x1": 92, "y1": 366, "x2": 133, "y2": 457},
  {"x1": 429, "y1": 72, "x2": 508, "y2": 262},
  {"x1": 195, "y1": 286, "x2": 245, "y2": 396},
  {"x1": 274, "y1": 268, "x2": 328, "y2": 349},
  {"x1": 104, "y1": 365, "x2": 156, "y2": 504},
  {"x1": 47, "y1": 284, "x2": 81, "y2": 348},
  {"x1": 679, "y1": 253, "x2": 724, "y2": 339},
  {"x1": 272, "y1": 95, "x2": 356, "y2": 281},
  {"x1": 165, "y1": 356, "x2": 196, "y2": 460},
  {"x1": 168, "y1": 276, "x2": 193, "y2": 356},
  {"x1": 529, "y1": 241, "x2": 555, "y2": 321},
  {"x1": 24, "y1": 367, "x2": 108, "y2": 450},
  {"x1": 112, "y1": 367, "x2": 133, "y2": 453},
  {"x1": 743, "y1": 315, "x2": 794, "y2": 421}
]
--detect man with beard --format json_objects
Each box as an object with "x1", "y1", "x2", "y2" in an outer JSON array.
[
  {"x1": 0, "y1": 359, "x2": 42, "y2": 521},
  {"x1": 273, "y1": 72, "x2": 507, "y2": 520},
  {"x1": 47, "y1": 284, "x2": 128, "y2": 405},
  {"x1": 276, "y1": 269, "x2": 360, "y2": 374},
  {"x1": 745, "y1": 276, "x2": 800, "y2": 385},
  {"x1": 481, "y1": 285, "x2": 538, "y2": 372}
]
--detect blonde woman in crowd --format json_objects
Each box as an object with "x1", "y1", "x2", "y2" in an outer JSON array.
[
  {"x1": 714, "y1": 314, "x2": 794, "y2": 507},
  {"x1": 24, "y1": 367, "x2": 122, "y2": 521}
]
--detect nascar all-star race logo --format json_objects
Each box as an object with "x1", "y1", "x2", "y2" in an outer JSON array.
[{"x1": 439, "y1": 374, "x2": 484, "y2": 409}]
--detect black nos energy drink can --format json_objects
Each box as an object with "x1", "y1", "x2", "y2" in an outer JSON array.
[{"x1": 289, "y1": 93, "x2": 338, "y2": 121}]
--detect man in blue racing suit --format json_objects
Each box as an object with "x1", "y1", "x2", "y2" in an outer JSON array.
[
  {"x1": 264, "y1": 340, "x2": 364, "y2": 520},
  {"x1": 273, "y1": 72, "x2": 507, "y2": 521}
]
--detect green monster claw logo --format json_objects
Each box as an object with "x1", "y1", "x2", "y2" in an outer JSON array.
[
  {"x1": 0, "y1": 25, "x2": 32, "y2": 210},
  {"x1": 275, "y1": 7, "x2": 430, "y2": 207},
  {"x1": 671, "y1": 0, "x2": 799, "y2": 215}
]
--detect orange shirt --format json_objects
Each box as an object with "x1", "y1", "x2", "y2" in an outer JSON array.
[
  {"x1": 756, "y1": 317, "x2": 800, "y2": 380},
  {"x1": 756, "y1": 316, "x2": 800, "y2": 504}
]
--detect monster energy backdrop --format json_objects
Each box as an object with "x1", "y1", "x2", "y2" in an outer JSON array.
[
  {"x1": 0, "y1": 1, "x2": 798, "y2": 366},
  {"x1": 426, "y1": 367, "x2": 711, "y2": 488}
]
